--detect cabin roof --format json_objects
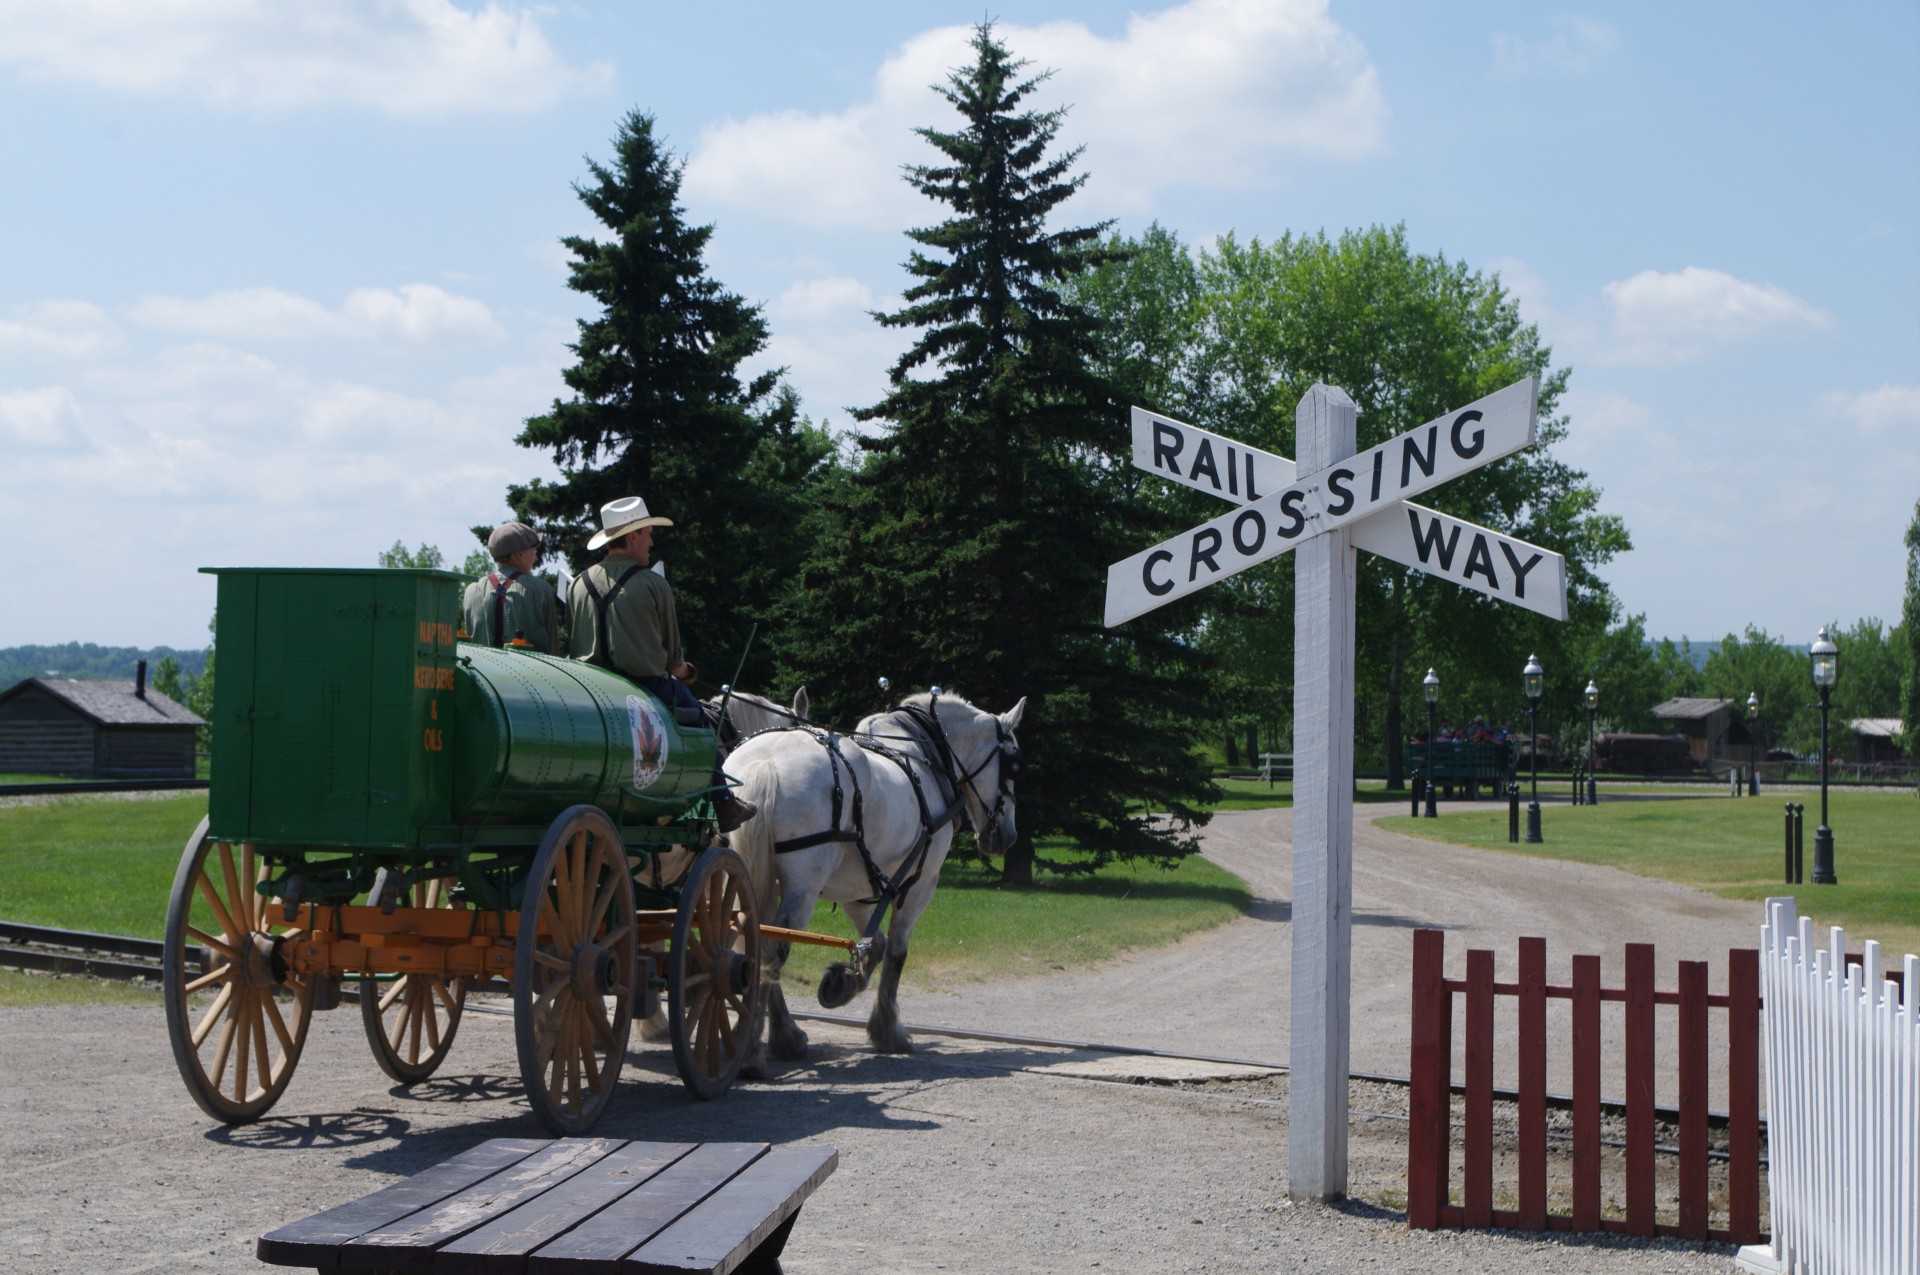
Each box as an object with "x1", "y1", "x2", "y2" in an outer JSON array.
[
  {"x1": 1652, "y1": 697, "x2": 1731, "y2": 720},
  {"x1": 0, "y1": 678, "x2": 204, "y2": 727}
]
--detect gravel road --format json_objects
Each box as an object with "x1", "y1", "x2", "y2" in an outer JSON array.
[{"x1": 0, "y1": 799, "x2": 1759, "y2": 1273}]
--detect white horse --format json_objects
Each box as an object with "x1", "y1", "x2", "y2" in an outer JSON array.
[
  {"x1": 704, "y1": 686, "x2": 810, "y2": 745},
  {"x1": 725, "y1": 690, "x2": 1025, "y2": 1064}
]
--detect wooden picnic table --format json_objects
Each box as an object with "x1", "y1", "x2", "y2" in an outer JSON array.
[{"x1": 257, "y1": 1137, "x2": 837, "y2": 1275}]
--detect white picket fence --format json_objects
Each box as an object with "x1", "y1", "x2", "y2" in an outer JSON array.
[{"x1": 1737, "y1": 898, "x2": 1918, "y2": 1275}]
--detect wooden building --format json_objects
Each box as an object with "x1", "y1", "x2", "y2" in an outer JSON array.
[
  {"x1": 1650, "y1": 697, "x2": 1744, "y2": 765},
  {"x1": 0, "y1": 663, "x2": 203, "y2": 778},
  {"x1": 1848, "y1": 718, "x2": 1907, "y2": 766}
]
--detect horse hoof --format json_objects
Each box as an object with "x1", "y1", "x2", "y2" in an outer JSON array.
[
  {"x1": 869, "y1": 1032, "x2": 913, "y2": 1055},
  {"x1": 770, "y1": 1028, "x2": 810, "y2": 1061},
  {"x1": 817, "y1": 963, "x2": 864, "y2": 1009}
]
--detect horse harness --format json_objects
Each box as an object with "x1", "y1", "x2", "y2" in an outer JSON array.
[{"x1": 770, "y1": 695, "x2": 1023, "y2": 930}]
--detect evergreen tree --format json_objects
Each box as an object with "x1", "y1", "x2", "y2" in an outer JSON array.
[
  {"x1": 782, "y1": 25, "x2": 1218, "y2": 882},
  {"x1": 508, "y1": 110, "x2": 805, "y2": 687}
]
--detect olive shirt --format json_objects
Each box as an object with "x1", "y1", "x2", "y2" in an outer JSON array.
[
  {"x1": 460, "y1": 569, "x2": 562, "y2": 653},
  {"x1": 567, "y1": 551, "x2": 683, "y2": 681}
]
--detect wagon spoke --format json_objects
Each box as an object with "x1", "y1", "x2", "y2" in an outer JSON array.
[
  {"x1": 242, "y1": 844, "x2": 262, "y2": 930},
  {"x1": 263, "y1": 991, "x2": 295, "y2": 1055},
  {"x1": 589, "y1": 873, "x2": 619, "y2": 940},
  {"x1": 210, "y1": 1005, "x2": 239, "y2": 1089},
  {"x1": 254, "y1": 997, "x2": 275, "y2": 1086},
  {"x1": 192, "y1": 984, "x2": 234, "y2": 1046},
  {"x1": 185, "y1": 925, "x2": 235, "y2": 960},
  {"x1": 197, "y1": 866, "x2": 243, "y2": 944}
]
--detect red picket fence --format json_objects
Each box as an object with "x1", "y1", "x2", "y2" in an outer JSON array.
[{"x1": 1407, "y1": 929, "x2": 1765, "y2": 1244}]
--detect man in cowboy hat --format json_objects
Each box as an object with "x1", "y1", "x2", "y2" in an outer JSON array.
[
  {"x1": 569, "y1": 495, "x2": 756, "y2": 833},
  {"x1": 461, "y1": 520, "x2": 562, "y2": 653}
]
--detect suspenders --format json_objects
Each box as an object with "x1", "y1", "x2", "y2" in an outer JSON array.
[
  {"x1": 581, "y1": 564, "x2": 646, "y2": 671},
  {"x1": 484, "y1": 570, "x2": 524, "y2": 648}
]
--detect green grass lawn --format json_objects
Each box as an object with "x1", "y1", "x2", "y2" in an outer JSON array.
[
  {"x1": 774, "y1": 838, "x2": 1249, "y2": 993},
  {"x1": 0, "y1": 793, "x2": 205, "y2": 938},
  {"x1": 1378, "y1": 789, "x2": 1920, "y2": 955},
  {"x1": 0, "y1": 792, "x2": 1250, "y2": 1005}
]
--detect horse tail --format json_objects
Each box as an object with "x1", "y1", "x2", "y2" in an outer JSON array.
[{"x1": 726, "y1": 751, "x2": 782, "y2": 911}]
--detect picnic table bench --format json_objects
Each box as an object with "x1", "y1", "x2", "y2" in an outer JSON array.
[{"x1": 257, "y1": 1137, "x2": 837, "y2": 1275}]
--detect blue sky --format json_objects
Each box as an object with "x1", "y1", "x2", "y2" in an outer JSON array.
[{"x1": 2, "y1": 1, "x2": 1915, "y2": 655}]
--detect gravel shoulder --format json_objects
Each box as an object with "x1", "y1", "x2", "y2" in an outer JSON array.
[{"x1": 0, "y1": 802, "x2": 1757, "y2": 1274}]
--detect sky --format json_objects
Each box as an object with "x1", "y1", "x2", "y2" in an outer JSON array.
[{"x1": 1, "y1": 0, "x2": 1915, "y2": 655}]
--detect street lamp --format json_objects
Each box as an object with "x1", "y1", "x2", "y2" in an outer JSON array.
[
  {"x1": 1523, "y1": 654, "x2": 1544, "y2": 843},
  {"x1": 1746, "y1": 691, "x2": 1760, "y2": 797},
  {"x1": 1423, "y1": 668, "x2": 1440, "y2": 817},
  {"x1": 1584, "y1": 679, "x2": 1599, "y2": 806},
  {"x1": 1809, "y1": 627, "x2": 1839, "y2": 884}
]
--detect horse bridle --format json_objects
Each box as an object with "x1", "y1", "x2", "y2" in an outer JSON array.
[{"x1": 889, "y1": 691, "x2": 1022, "y2": 853}]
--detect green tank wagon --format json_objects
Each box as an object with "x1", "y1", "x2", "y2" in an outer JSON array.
[{"x1": 161, "y1": 566, "x2": 846, "y2": 1134}]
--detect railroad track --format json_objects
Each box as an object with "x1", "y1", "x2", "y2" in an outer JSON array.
[
  {"x1": 3, "y1": 920, "x2": 1757, "y2": 1143},
  {"x1": 0, "y1": 920, "x2": 176, "y2": 981},
  {"x1": 0, "y1": 778, "x2": 208, "y2": 798}
]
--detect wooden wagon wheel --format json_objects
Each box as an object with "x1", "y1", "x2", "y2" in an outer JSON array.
[
  {"x1": 162, "y1": 816, "x2": 313, "y2": 1124},
  {"x1": 359, "y1": 876, "x2": 467, "y2": 1084},
  {"x1": 668, "y1": 845, "x2": 761, "y2": 1100},
  {"x1": 512, "y1": 805, "x2": 635, "y2": 1135}
]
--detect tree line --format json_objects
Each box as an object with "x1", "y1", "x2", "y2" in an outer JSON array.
[{"x1": 168, "y1": 24, "x2": 1920, "y2": 869}]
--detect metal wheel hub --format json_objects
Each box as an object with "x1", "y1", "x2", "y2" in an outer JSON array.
[
  {"x1": 710, "y1": 947, "x2": 751, "y2": 997},
  {"x1": 239, "y1": 931, "x2": 283, "y2": 989},
  {"x1": 569, "y1": 941, "x2": 617, "y2": 1001}
]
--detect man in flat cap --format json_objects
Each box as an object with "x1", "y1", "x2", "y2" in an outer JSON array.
[
  {"x1": 461, "y1": 521, "x2": 562, "y2": 653},
  {"x1": 570, "y1": 496, "x2": 755, "y2": 832}
]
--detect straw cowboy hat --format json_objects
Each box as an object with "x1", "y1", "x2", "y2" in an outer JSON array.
[{"x1": 586, "y1": 496, "x2": 674, "y2": 551}]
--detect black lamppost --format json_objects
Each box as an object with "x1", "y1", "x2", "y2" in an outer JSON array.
[
  {"x1": 1524, "y1": 654, "x2": 1544, "y2": 843},
  {"x1": 1746, "y1": 691, "x2": 1761, "y2": 797},
  {"x1": 1584, "y1": 679, "x2": 1599, "y2": 806},
  {"x1": 1810, "y1": 627, "x2": 1839, "y2": 884},
  {"x1": 1423, "y1": 668, "x2": 1440, "y2": 817}
]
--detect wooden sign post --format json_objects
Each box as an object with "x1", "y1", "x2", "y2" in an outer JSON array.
[{"x1": 1105, "y1": 376, "x2": 1565, "y2": 1201}]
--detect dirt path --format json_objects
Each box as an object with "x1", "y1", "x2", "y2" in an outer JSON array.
[{"x1": 0, "y1": 802, "x2": 1758, "y2": 1273}]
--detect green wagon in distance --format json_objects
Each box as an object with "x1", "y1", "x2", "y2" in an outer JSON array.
[{"x1": 162, "y1": 567, "x2": 818, "y2": 1134}]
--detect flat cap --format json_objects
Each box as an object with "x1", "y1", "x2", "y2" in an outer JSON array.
[{"x1": 487, "y1": 521, "x2": 541, "y2": 560}]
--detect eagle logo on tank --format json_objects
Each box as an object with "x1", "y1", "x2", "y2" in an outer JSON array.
[{"x1": 625, "y1": 694, "x2": 670, "y2": 789}]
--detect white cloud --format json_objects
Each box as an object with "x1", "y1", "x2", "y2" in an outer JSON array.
[
  {"x1": 1492, "y1": 17, "x2": 1620, "y2": 78},
  {"x1": 685, "y1": 0, "x2": 1385, "y2": 230},
  {"x1": 341, "y1": 285, "x2": 504, "y2": 344},
  {"x1": 0, "y1": 300, "x2": 119, "y2": 360},
  {"x1": 0, "y1": 0, "x2": 610, "y2": 115},
  {"x1": 128, "y1": 284, "x2": 503, "y2": 345},
  {"x1": 747, "y1": 275, "x2": 909, "y2": 422},
  {"x1": 1822, "y1": 383, "x2": 1920, "y2": 437},
  {"x1": 0, "y1": 385, "x2": 88, "y2": 451},
  {"x1": 1599, "y1": 267, "x2": 1830, "y2": 365}
]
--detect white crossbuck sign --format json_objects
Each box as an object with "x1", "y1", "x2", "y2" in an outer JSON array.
[
  {"x1": 1102, "y1": 375, "x2": 1565, "y2": 1205},
  {"x1": 1104, "y1": 376, "x2": 1567, "y2": 626}
]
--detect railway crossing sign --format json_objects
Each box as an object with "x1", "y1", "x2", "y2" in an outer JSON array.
[
  {"x1": 1107, "y1": 376, "x2": 1566, "y2": 626},
  {"x1": 1104, "y1": 375, "x2": 1563, "y2": 1202}
]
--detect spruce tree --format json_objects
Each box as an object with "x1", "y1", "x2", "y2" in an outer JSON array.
[
  {"x1": 509, "y1": 110, "x2": 800, "y2": 685},
  {"x1": 783, "y1": 25, "x2": 1217, "y2": 882}
]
